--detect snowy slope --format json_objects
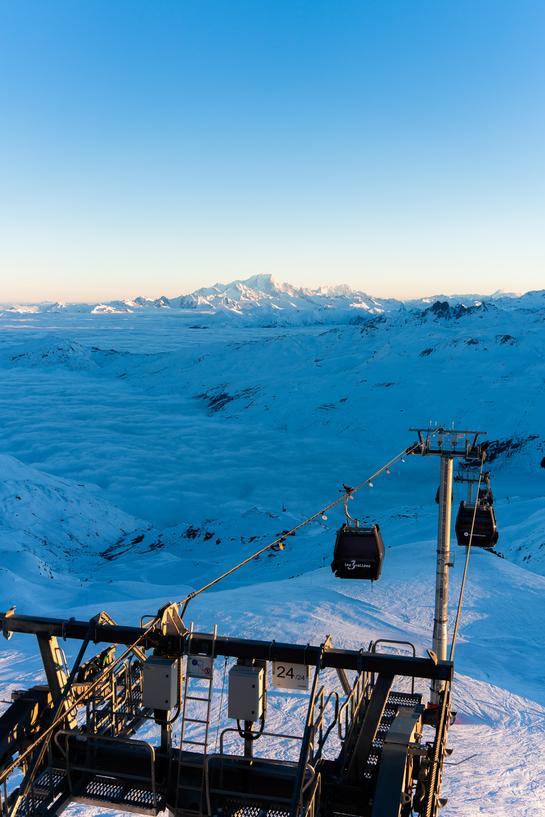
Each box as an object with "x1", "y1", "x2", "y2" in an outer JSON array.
[
  {"x1": 0, "y1": 286, "x2": 544, "y2": 815},
  {"x1": 0, "y1": 453, "x2": 152, "y2": 611},
  {"x1": 1, "y1": 458, "x2": 544, "y2": 817},
  {"x1": 0, "y1": 295, "x2": 542, "y2": 536}
]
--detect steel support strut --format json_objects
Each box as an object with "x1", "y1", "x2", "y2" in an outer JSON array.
[
  {"x1": 432, "y1": 455, "x2": 453, "y2": 703},
  {"x1": 0, "y1": 613, "x2": 453, "y2": 683}
]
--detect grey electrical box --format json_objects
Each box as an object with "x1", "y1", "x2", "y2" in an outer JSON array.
[
  {"x1": 142, "y1": 657, "x2": 180, "y2": 710},
  {"x1": 228, "y1": 664, "x2": 265, "y2": 722}
]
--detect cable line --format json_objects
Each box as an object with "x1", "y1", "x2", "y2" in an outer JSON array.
[
  {"x1": 179, "y1": 443, "x2": 417, "y2": 613},
  {"x1": 1, "y1": 443, "x2": 415, "y2": 794},
  {"x1": 449, "y1": 454, "x2": 486, "y2": 661}
]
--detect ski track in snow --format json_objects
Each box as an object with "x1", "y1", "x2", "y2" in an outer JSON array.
[{"x1": 0, "y1": 302, "x2": 544, "y2": 816}]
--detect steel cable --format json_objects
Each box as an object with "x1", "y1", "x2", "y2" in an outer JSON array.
[
  {"x1": 1, "y1": 442, "x2": 416, "y2": 800},
  {"x1": 449, "y1": 454, "x2": 486, "y2": 661}
]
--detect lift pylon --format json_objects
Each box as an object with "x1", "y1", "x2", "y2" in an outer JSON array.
[
  {"x1": 409, "y1": 426, "x2": 486, "y2": 702},
  {"x1": 0, "y1": 435, "x2": 488, "y2": 817}
]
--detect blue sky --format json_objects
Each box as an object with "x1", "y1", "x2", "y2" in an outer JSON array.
[{"x1": 0, "y1": 1, "x2": 544, "y2": 301}]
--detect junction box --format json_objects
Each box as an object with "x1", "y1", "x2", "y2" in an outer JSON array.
[
  {"x1": 142, "y1": 657, "x2": 180, "y2": 710},
  {"x1": 228, "y1": 664, "x2": 265, "y2": 722}
]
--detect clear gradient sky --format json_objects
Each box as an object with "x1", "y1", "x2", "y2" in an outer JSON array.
[{"x1": 0, "y1": 1, "x2": 544, "y2": 302}]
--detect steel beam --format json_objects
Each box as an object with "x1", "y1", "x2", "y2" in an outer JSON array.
[
  {"x1": 0, "y1": 613, "x2": 453, "y2": 682},
  {"x1": 36, "y1": 634, "x2": 77, "y2": 730}
]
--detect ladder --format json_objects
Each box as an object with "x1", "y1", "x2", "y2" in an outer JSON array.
[{"x1": 174, "y1": 624, "x2": 217, "y2": 816}]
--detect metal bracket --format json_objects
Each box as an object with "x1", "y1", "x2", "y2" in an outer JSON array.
[
  {"x1": 158, "y1": 603, "x2": 187, "y2": 638},
  {"x1": 2, "y1": 606, "x2": 15, "y2": 640}
]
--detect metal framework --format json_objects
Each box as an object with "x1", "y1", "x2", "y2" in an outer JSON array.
[
  {"x1": 408, "y1": 427, "x2": 485, "y2": 459},
  {"x1": 454, "y1": 464, "x2": 492, "y2": 505},
  {"x1": 0, "y1": 612, "x2": 453, "y2": 817},
  {"x1": 0, "y1": 426, "x2": 487, "y2": 817},
  {"x1": 408, "y1": 427, "x2": 485, "y2": 702}
]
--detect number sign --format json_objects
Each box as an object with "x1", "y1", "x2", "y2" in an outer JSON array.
[{"x1": 272, "y1": 661, "x2": 309, "y2": 690}]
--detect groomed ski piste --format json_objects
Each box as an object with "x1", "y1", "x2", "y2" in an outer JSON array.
[{"x1": 1, "y1": 275, "x2": 544, "y2": 815}]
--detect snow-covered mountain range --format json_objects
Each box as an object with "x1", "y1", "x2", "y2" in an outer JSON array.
[
  {"x1": 1, "y1": 273, "x2": 541, "y2": 325},
  {"x1": 1, "y1": 276, "x2": 545, "y2": 815}
]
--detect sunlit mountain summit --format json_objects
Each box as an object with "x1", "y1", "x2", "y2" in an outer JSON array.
[{"x1": 2, "y1": 273, "x2": 542, "y2": 326}]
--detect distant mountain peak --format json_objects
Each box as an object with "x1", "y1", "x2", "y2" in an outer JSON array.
[
  {"x1": 421, "y1": 299, "x2": 493, "y2": 321},
  {"x1": 194, "y1": 273, "x2": 296, "y2": 300},
  {"x1": 3, "y1": 276, "x2": 544, "y2": 326},
  {"x1": 238, "y1": 273, "x2": 280, "y2": 292}
]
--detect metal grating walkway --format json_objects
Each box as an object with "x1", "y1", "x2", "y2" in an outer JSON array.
[
  {"x1": 12, "y1": 767, "x2": 70, "y2": 816},
  {"x1": 363, "y1": 690, "x2": 422, "y2": 789},
  {"x1": 220, "y1": 798, "x2": 291, "y2": 817},
  {"x1": 73, "y1": 774, "x2": 166, "y2": 816}
]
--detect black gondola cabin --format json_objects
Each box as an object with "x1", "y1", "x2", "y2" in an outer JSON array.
[
  {"x1": 455, "y1": 501, "x2": 499, "y2": 548},
  {"x1": 331, "y1": 523, "x2": 384, "y2": 580}
]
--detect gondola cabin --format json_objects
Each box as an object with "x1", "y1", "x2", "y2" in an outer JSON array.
[
  {"x1": 331, "y1": 523, "x2": 384, "y2": 580},
  {"x1": 455, "y1": 501, "x2": 499, "y2": 548}
]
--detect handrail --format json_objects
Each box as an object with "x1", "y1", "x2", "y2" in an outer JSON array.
[
  {"x1": 310, "y1": 689, "x2": 339, "y2": 763},
  {"x1": 289, "y1": 658, "x2": 322, "y2": 817},
  {"x1": 204, "y1": 753, "x2": 316, "y2": 815},
  {"x1": 338, "y1": 671, "x2": 370, "y2": 742},
  {"x1": 81, "y1": 655, "x2": 144, "y2": 736},
  {"x1": 371, "y1": 640, "x2": 417, "y2": 694},
  {"x1": 219, "y1": 727, "x2": 303, "y2": 755},
  {"x1": 54, "y1": 729, "x2": 158, "y2": 812},
  {"x1": 371, "y1": 639, "x2": 416, "y2": 657},
  {"x1": 301, "y1": 771, "x2": 321, "y2": 817}
]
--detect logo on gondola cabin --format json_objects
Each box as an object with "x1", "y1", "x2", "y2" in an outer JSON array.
[{"x1": 344, "y1": 559, "x2": 372, "y2": 570}]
